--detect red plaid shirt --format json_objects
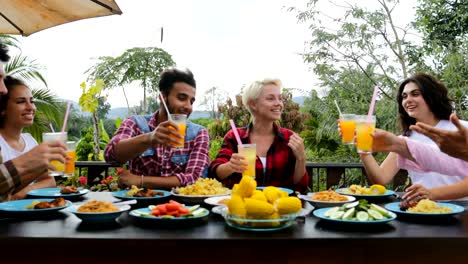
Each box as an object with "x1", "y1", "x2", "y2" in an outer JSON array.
[
  {"x1": 209, "y1": 123, "x2": 309, "y2": 193},
  {"x1": 105, "y1": 111, "x2": 210, "y2": 186}
]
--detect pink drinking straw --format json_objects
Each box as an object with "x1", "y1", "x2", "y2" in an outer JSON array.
[
  {"x1": 60, "y1": 101, "x2": 71, "y2": 139},
  {"x1": 367, "y1": 86, "x2": 379, "y2": 123},
  {"x1": 229, "y1": 119, "x2": 243, "y2": 146}
]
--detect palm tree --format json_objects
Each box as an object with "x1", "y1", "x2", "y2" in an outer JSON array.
[{"x1": 1, "y1": 35, "x2": 63, "y2": 141}]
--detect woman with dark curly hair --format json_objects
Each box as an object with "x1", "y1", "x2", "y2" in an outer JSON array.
[{"x1": 361, "y1": 73, "x2": 468, "y2": 201}]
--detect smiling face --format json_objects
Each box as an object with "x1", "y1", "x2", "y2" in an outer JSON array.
[
  {"x1": 250, "y1": 84, "x2": 283, "y2": 121},
  {"x1": 163, "y1": 82, "x2": 196, "y2": 117},
  {"x1": 1, "y1": 85, "x2": 36, "y2": 128},
  {"x1": 400, "y1": 82, "x2": 434, "y2": 121}
]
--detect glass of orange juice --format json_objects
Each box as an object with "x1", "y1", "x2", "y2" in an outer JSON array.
[
  {"x1": 170, "y1": 114, "x2": 187, "y2": 149},
  {"x1": 65, "y1": 141, "x2": 76, "y2": 177},
  {"x1": 42, "y1": 132, "x2": 67, "y2": 176},
  {"x1": 339, "y1": 114, "x2": 356, "y2": 144},
  {"x1": 238, "y1": 144, "x2": 256, "y2": 179},
  {"x1": 355, "y1": 115, "x2": 376, "y2": 154}
]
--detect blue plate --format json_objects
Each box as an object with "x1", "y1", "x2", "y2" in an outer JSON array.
[
  {"x1": 313, "y1": 207, "x2": 396, "y2": 224},
  {"x1": 385, "y1": 202, "x2": 465, "y2": 216},
  {"x1": 27, "y1": 187, "x2": 89, "y2": 198},
  {"x1": 0, "y1": 199, "x2": 71, "y2": 215},
  {"x1": 68, "y1": 204, "x2": 130, "y2": 223},
  {"x1": 256, "y1": 186, "x2": 294, "y2": 195},
  {"x1": 129, "y1": 206, "x2": 209, "y2": 227},
  {"x1": 336, "y1": 188, "x2": 396, "y2": 198},
  {"x1": 112, "y1": 189, "x2": 171, "y2": 201}
]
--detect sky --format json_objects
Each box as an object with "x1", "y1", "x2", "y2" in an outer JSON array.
[
  {"x1": 11, "y1": 0, "x2": 416, "y2": 110},
  {"x1": 12, "y1": 0, "x2": 314, "y2": 110}
]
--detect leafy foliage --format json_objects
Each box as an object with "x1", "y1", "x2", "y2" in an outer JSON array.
[{"x1": 86, "y1": 47, "x2": 175, "y2": 115}]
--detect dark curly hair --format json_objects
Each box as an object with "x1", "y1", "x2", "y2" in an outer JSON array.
[
  {"x1": 0, "y1": 76, "x2": 28, "y2": 128},
  {"x1": 158, "y1": 68, "x2": 196, "y2": 96},
  {"x1": 397, "y1": 73, "x2": 453, "y2": 136}
]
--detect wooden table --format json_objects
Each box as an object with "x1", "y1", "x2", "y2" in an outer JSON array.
[{"x1": 1, "y1": 192, "x2": 468, "y2": 264}]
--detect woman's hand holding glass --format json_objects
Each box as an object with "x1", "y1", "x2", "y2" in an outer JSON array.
[{"x1": 227, "y1": 153, "x2": 248, "y2": 174}]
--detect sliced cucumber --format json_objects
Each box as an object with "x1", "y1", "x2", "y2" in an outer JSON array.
[
  {"x1": 324, "y1": 207, "x2": 340, "y2": 217},
  {"x1": 356, "y1": 211, "x2": 369, "y2": 221},
  {"x1": 367, "y1": 209, "x2": 384, "y2": 220},
  {"x1": 370, "y1": 204, "x2": 392, "y2": 218},
  {"x1": 330, "y1": 210, "x2": 345, "y2": 220},
  {"x1": 344, "y1": 201, "x2": 359, "y2": 209},
  {"x1": 343, "y1": 208, "x2": 355, "y2": 220},
  {"x1": 189, "y1": 204, "x2": 201, "y2": 212}
]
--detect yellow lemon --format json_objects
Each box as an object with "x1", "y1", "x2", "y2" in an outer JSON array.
[{"x1": 369, "y1": 184, "x2": 386, "y2": 195}]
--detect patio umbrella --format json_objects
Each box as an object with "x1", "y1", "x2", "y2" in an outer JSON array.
[{"x1": 0, "y1": 0, "x2": 122, "y2": 36}]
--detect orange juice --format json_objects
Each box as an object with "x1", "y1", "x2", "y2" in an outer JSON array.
[
  {"x1": 171, "y1": 123, "x2": 187, "y2": 148},
  {"x1": 340, "y1": 120, "x2": 356, "y2": 144},
  {"x1": 43, "y1": 132, "x2": 66, "y2": 176},
  {"x1": 65, "y1": 150, "x2": 76, "y2": 176},
  {"x1": 238, "y1": 144, "x2": 256, "y2": 178},
  {"x1": 355, "y1": 115, "x2": 376, "y2": 154},
  {"x1": 169, "y1": 114, "x2": 187, "y2": 149}
]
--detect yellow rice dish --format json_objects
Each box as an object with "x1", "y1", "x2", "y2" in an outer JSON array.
[
  {"x1": 174, "y1": 178, "x2": 229, "y2": 196},
  {"x1": 407, "y1": 199, "x2": 452, "y2": 213}
]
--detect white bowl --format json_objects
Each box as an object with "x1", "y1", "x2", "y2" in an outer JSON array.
[
  {"x1": 298, "y1": 193, "x2": 355, "y2": 208},
  {"x1": 68, "y1": 204, "x2": 130, "y2": 223}
]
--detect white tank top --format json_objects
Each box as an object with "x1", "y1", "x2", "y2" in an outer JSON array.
[
  {"x1": 259, "y1": 156, "x2": 267, "y2": 174},
  {"x1": 0, "y1": 133, "x2": 38, "y2": 161},
  {"x1": 407, "y1": 119, "x2": 468, "y2": 200}
]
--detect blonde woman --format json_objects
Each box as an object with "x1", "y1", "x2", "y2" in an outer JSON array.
[{"x1": 209, "y1": 78, "x2": 309, "y2": 192}]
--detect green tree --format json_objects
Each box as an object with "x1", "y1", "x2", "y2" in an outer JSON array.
[
  {"x1": 412, "y1": 0, "x2": 467, "y2": 118},
  {"x1": 199, "y1": 86, "x2": 227, "y2": 119},
  {"x1": 1, "y1": 35, "x2": 63, "y2": 140},
  {"x1": 78, "y1": 79, "x2": 105, "y2": 160},
  {"x1": 86, "y1": 47, "x2": 175, "y2": 116}
]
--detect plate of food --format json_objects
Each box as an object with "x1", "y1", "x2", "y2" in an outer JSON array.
[
  {"x1": 171, "y1": 178, "x2": 230, "y2": 204},
  {"x1": 0, "y1": 198, "x2": 71, "y2": 216},
  {"x1": 204, "y1": 195, "x2": 231, "y2": 207},
  {"x1": 129, "y1": 201, "x2": 209, "y2": 227},
  {"x1": 27, "y1": 187, "x2": 89, "y2": 198},
  {"x1": 256, "y1": 186, "x2": 294, "y2": 195},
  {"x1": 336, "y1": 184, "x2": 396, "y2": 198},
  {"x1": 385, "y1": 199, "x2": 465, "y2": 217},
  {"x1": 298, "y1": 190, "x2": 356, "y2": 208},
  {"x1": 112, "y1": 185, "x2": 171, "y2": 201},
  {"x1": 68, "y1": 200, "x2": 131, "y2": 223},
  {"x1": 312, "y1": 200, "x2": 396, "y2": 224}
]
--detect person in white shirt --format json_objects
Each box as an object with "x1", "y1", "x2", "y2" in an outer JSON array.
[
  {"x1": 0, "y1": 76, "x2": 56, "y2": 199},
  {"x1": 360, "y1": 73, "x2": 468, "y2": 201}
]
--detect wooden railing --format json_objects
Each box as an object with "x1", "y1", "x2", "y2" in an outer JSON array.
[{"x1": 76, "y1": 161, "x2": 409, "y2": 191}]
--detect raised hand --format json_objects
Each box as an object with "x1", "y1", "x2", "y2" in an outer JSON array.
[
  {"x1": 12, "y1": 141, "x2": 67, "y2": 176},
  {"x1": 410, "y1": 113, "x2": 468, "y2": 161},
  {"x1": 149, "y1": 120, "x2": 183, "y2": 147},
  {"x1": 288, "y1": 133, "x2": 306, "y2": 161},
  {"x1": 226, "y1": 153, "x2": 248, "y2": 174}
]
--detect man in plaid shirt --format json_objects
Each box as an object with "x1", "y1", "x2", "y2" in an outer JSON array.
[
  {"x1": 105, "y1": 68, "x2": 210, "y2": 189},
  {"x1": 0, "y1": 42, "x2": 67, "y2": 201}
]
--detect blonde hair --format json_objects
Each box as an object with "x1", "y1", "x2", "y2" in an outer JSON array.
[{"x1": 242, "y1": 78, "x2": 282, "y2": 114}]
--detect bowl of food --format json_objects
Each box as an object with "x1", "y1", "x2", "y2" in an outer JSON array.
[
  {"x1": 171, "y1": 178, "x2": 230, "y2": 204},
  {"x1": 220, "y1": 207, "x2": 296, "y2": 231},
  {"x1": 68, "y1": 200, "x2": 130, "y2": 223},
  {"x1": 298, "y1": 191, "x2": 355, "y2": 208}
]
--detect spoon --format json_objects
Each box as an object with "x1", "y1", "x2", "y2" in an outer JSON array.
[{"x1": 113, "y1": 200, "x2": 137, "y2": 206}]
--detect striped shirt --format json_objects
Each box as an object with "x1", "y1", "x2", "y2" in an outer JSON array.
[
  {"x1": 209, "y1": 123, "x2": 309, "y2": 193},
  {"x1": 104, "y1": 111, "x2": 210, "y2": 187}
]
